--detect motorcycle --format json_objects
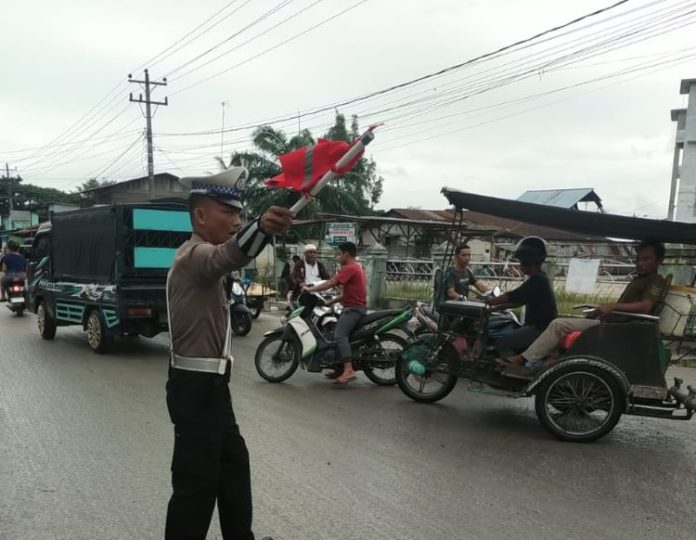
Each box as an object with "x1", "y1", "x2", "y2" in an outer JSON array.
[
  {"x1": 227, "y1": 275, "x2": 253, "y2": 336},
  {"x1": 414, "y1": 286, "x2": 520, "y2": 338},
  {"x1": 5, "y1": 277, "x2": 27, "y2": 317},
  {"x1": 289, "y1": 280, "x2": 343, "y2": 338},
  {"x1": 254, "y1": 291, "x2": 411, "y2": 386}
]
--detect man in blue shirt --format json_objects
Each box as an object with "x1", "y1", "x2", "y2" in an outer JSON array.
[
  {"x1": 3, "y1": 240, "x2": 26, "y2": 275},
  {"x1": 2, "y1": 241, "x2": 27, "y2": 299}
]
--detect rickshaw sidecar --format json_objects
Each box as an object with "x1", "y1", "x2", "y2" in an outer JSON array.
[{"x1": 526, "y1": 320, "x2": 692, "y2": 443}]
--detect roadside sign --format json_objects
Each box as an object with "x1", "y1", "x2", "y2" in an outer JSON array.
[{"x1": 326, "y1": 222, "x2": 357, "y2": 245}]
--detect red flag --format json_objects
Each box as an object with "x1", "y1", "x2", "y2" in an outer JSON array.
[{"x1": 265, "y1": 138, "x2": 363, "y2": 192}]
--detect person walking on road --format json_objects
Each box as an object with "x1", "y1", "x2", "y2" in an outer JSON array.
[{"x1": 165, "y1": 167, "x2": 293, "y2": 540}]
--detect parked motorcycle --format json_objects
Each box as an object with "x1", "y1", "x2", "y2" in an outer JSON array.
[
  {"x1": 413, "y1": 287, "x2": 521, "y2": 350},
  {"x1": 241, "y1": 277, "x2": 265, "y2": 319},
  {"x1": 227, "y1": 275, "x2": 252, "y2": 336},
  {"x1": 5, "y1": 277, "x2": 27, "y2": 317},
  {"x1": 255, "y1": 291, "x2": 411, "y2": 385}
]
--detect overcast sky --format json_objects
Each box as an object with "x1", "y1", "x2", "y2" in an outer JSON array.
[{"x1": 2, "y1": 0, "x2": 695, "y2": 218}]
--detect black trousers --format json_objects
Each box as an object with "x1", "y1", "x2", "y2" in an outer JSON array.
[
  {"x1": 494, "y1": 326, "x2": 542, "y2": 357},
  {"x1": 165, "y1": 367, "x2": 254, "y2": 540}
]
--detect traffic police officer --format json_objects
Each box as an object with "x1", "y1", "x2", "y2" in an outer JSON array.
[{"x1": 165, "y1": 167, "x2": 293, "y2": 540}]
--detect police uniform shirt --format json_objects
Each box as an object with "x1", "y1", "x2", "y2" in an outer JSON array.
[{"x1": 168, "y1": 225, "x2": 267, "y2": 359}]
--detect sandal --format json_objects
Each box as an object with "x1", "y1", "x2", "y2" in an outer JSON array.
[{"x1": 334, "y1": 373, "x2": 357, "y2": 384}]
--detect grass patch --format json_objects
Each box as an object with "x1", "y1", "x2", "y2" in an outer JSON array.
[
  {"x1": 383, "y1": 283, "x2": 619, "y2": 316},
  {"x1": 554, "y1": 290, "x2": 618, "y2": 316}
]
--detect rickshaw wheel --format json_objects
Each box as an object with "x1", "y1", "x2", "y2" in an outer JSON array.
[
  {"x1": 534, "y1": 364, "x2": 624, "y2": 443},
  {"x1": 395, "y1": 355, "x2": 457, "y2": 403}
]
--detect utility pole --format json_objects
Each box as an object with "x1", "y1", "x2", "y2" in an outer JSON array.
[
  {"x1": 3, "y1": 163, "x2": 17, "y2": 213},
  {"x1": 128, "y1": 69, "x2": 168, "y2": 198},
  {"x1": 5, "y1": 163, "x2": 11, "y2": 212}
]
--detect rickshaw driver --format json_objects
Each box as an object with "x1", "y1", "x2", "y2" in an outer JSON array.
[
  {"x1": 486, "y1": 237, "x2": 557, "y2": 357},
  {"x1": 499, "y1": 239, "x2": 668, "y2": 369}
]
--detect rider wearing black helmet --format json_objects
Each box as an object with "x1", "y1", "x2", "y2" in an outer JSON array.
[{"x1": 485, "y1": 237, "x2": 558, "y2": 358}]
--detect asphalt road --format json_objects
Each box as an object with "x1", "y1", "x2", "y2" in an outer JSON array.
[{"x1": 1, "y1": 309, "x2": 695, "y2": 540}]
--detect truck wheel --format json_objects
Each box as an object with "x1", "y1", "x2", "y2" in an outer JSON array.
[
  {"x1": 37, "y1": 301, "x2": 57, "y2": 340},
  {"x1": 86, "y1": 310, "x2": 112, "y2": 354},
  {"x1": 534, "y1": 365, "x2": 624, "y2": 443}
]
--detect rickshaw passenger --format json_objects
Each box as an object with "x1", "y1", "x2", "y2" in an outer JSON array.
[
  {"x1": 501, "y1": 239, "x2": 667, "y2": 368},
  {"x1": 487, "y1": 238, "x2": 557, "y2": 356},
  {"x1": 441, "y1": 244, "x2": 489, "y2": 302}
]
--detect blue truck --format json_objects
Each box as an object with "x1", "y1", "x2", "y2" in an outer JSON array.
[{"x1": 27, "y1": 202, "x2": 191, "y2": 353}]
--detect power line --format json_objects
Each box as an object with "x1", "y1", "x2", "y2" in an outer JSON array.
[
  {"x1": 170, "y1": 0, "x2": 370, "y2": 96},
  {"x1": 89, "y1": 134, "x2": 144, "y2": 180},
  {"x1": 157, "y1": 0, "x2": 645, "y2": 137},
  {"x1": 166, "y1": 0, "x2": 295, "y2": 79},
  {"x1": 134, "y1": 0, "x2": 249, "y2": 72},
  {"x1": 6, "y1": 1, "x2": 254, "y2": 174},
  {"x1": 169, "y1": 0, "x2": 327, "y2": 82}
]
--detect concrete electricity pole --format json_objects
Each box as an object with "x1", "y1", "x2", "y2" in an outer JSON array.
[
  {"x1": 3, "y1": 163, "x2": 16, "y2": 212},
  {"x1": 128, "y1": 69, "x2": 168, "y2": 198}
]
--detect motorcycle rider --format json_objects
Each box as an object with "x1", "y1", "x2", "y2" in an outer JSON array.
[
  {"x1": 302, "y1": 242, "x2": 366, "y2": 385},
  {"x1": 486, "y1": 237, "x2": 557, "y2": 358},
  {"x1": 2, "y1": 240, "x2": 27, "y2": 299}
]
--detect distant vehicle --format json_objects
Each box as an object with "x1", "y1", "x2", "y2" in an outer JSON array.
[
  {"x1": 27, "y1": 202, "x2": 190, "y2": 353},
  {"x1": 227, "y1": 274, "x2": 253, "y2": 336},
  {"x1": 5, "y1": 276, "x2": 27, "y2": 317}
]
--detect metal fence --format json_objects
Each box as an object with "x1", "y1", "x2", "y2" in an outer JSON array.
[
  {"x1": 384, "y1": 259, "x2": 435, "y2": 301},
  {"x1": 383, "y1": 257, "x2": 634, "y2": 303}
]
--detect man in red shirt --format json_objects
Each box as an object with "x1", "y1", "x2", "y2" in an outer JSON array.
[{"x1": 302, "y1": 242, "x2": 366, "y2": 384}]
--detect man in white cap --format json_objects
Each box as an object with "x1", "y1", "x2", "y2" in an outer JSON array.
[
  {"x1": 165, "y1": 167, "x2": 293, "y2": 540},
  {"x1": 290, "y1": 243, "x2": 329, "y2": 300}
]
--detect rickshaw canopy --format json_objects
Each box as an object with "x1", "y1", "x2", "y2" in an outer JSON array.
[{"x1": 442, "y1": 188, "x2": 696, "y2": 245}]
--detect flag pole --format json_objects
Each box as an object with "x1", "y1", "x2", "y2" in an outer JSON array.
[{"x1": 289, "y1": 128, "x2": 377, "y2": 215}]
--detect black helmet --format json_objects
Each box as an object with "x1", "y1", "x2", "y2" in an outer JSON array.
[{"x1": 513, "y1": 236, "x2": 547, "y2": 265}]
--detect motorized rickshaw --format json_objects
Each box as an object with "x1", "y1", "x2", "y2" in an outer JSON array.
[{"x1": 396, "y1": 188, "x2": 696, "y2": 442}]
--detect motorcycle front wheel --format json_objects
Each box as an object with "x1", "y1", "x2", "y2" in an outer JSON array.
[{"x1": 255, "y1": 335, "x2": 300, "y2": 383}]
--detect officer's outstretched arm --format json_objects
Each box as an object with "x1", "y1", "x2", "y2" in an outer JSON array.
[{"x1": 191, "y1": 220, "x2": 270, "y2": 282}]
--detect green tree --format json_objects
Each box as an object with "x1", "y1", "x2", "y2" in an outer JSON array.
[{"x1": 0, "y1": 175, "x2": 84, "y2": 223}]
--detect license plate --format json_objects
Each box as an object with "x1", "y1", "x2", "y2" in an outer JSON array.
[{"x1": 10, "y1": 297, "x2": 24, "y2": 304}]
